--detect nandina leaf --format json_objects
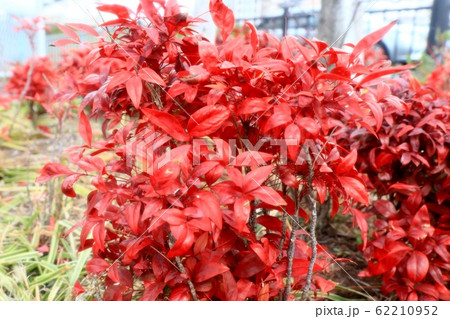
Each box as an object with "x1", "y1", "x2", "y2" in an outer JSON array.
[
  {"x1": 367, "y1": 241, "x2": 411, "y2": 275},
  {"x1": 373, "y1": 199, "x2": 397, "y2": 218},
  {"x1": 125, "y1": 203, "x2": 141, "y2": 234},
  {"x1": 315, "y1": 276, "x2": 336, "y2": 295},
  {"x1": 250, "y1": 186, "x2": 287, "y2": 206},
  {"x1": 237, "y1": 98, "x2": 271, "y2": 115},
  {"x1": 338, "y1": 176, "x2": 369, "y2": 205},
  {"x1": 61, "y1": 174, "x2": 81, "y2": 198},
  {"x1": 409, "y1": 205, "x2": 434, "y2": 240},
  {"x1": 350, "y1": 20, "x2": 397, "y2": 62},
  {"x1": 79, "y1": 110, "x2": 92, "y2": 146},
  {"x1": 192, "y1": 191, "x2": 222, "y2": 229},
  {"x1": 36, "y1": 163, "x2": 77, "y2": 183},
  {"x1": 126, "y1": 76, "x2": 143, "y2": 109},
  {"x1": 366, "y1": 101, "x2": 383, "y2": 132},
  {"x1": 86, "y1": 258, "x2": 110, "y2": 274},
  {"x1": 234, "y1": 197, "x2": 251, "y2": 232},
  {"x1": 51, "y1": 38, "x2": 79, "y2": 47},
  {"x1": 141, "y1": 282, "x2": 165, "y2": 301},
  {"x1": 72, "y1": 281, "x2": 85, "y2": 296},
  {"x1": 233, "y1": 252, "x2": 266, "y2": 278},
  {"x1": 194, "y1": 262, "x2": 230, "y2": 282},
  {"x1": 187, "y1": 105, "x2": 230, "y2": 137},
  {"x1": 243, "y1": 165, "x2": 273, "y2": 193},
  {"x1": 66, "y1": 23, "x2": 99, "y2": 36},
  {"x1": 358, "y1": 64, "x2": 418, "y2": 87},
  {"x1": 56, "y1": 24, "x2": 80, "y2": 42},
  {"x1": 245, "y1": 21, "x2": 259, "y2": 55},
  {"x1": 198, "y1": 40, "x2": 219, "y2": 69},
  {"x1": 97, "y1": 4, "x2": 131, "y2": 19},
  {"x1": 138, "y1": 67, "x2": 166, "y2": 87},
  {"x1": 167, "y1": 228, "x2": 195, "y2": 258},
  {"x1": 284, "y1": 123, "x2": 301, "y2": 161},
  {"x1": 209, "y1": 0, "x2": 234, "y2": 42},
  {"x1": 406, "y1": 251, "x2": 429, "y2": 283},
  {"x1": 142, "y1": 109, "x2": 189, "y2": 142},
  {"x1": 233, "y1": 151, "x2": 274, "y2": 167},
  {"x1": 388, "y1": 183, "x2": 420, "y2": 195},
  {"x1": 107, "y1": 71, "x2": 132, "y2": 91},
  {"x1": 336, "y1": 149, "x2": 357, "y2": 175}
]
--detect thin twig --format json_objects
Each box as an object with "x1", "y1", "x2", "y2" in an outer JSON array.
[
  {"x1": 169, "y1": 234, "x2": 198, "y2": 301},
  {"x1": 301, "y1": 145, "x2": 318, "y2": 300},
  {"x1": 282, "y1": 188, "x2": 299, "y2": 301}
]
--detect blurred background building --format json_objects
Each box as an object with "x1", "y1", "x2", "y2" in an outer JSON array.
[{"x1": 0, "y1": 0, "x2": 449, "y2": 76}]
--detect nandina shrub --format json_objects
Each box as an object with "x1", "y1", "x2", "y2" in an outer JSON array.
[
  {"x1": 339, "y1": 73, "x2": 450, "y2": 300},
  {"x1": 37, "y1": 0, "x2": 440, "y2": 300}
]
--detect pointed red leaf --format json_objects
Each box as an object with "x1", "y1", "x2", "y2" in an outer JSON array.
[
  {"x1": 336, "y1": 149, "x2": 358, "y2": 175},
  {"x1": 79, "y1": 111, "x2": 92, "y2": 146},
  {"x1": 338, "y1": 176, "x2": 369, "y2": 205},
  {"x1": 86, "y1": 258, "x2": 110, "y2": 274},
  {"x1": 36, "y1": 163, "x2": 77, "y2": 183},
  {"x1": 142, "y1": 109, "x2": 190, "y2": 142},
  {"x1": 187, "y1": 105, "x2": 230, "y2": 137},
  {"x1": 194, "y1": 262, "x2": 230, "y2": 282},
  {"x1": 250, "y1": 186, "x2": 287, "y2": 206},
  {"x1": 138, "y1": 67, "x2": 166, "y2": 87},
  {"x1": 126, "y1": 76, "x2": 143, "y2": 109},
  {"x1": 243, "y1": 165, "x2": 273, "y2": 193},
  {"x1": 350, "y1": 21, "x2": 397, "y2": 62},
  {"x1": 209, "y1": 0, "x2": 234, "y2": 42}
]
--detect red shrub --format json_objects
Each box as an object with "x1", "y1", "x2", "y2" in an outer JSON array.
[{"x1": 37, "y1": 0, "x2": 449, "y2": 301}]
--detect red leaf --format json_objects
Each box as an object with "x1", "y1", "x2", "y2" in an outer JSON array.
[
  {"x1": 126, "y1": 76, "x2": 143, "y2": 109},
  {"x1": 336, "y1": 149, "x2": 357, "y2": 175},
  {"x1": 138, "y1": 67, "x2": 166, "y2": 87},
  {"x1": 350, "y1": 21, "x2": 397, "y2": 61},
  {"x1": 358, "y1": 64, "x2": 418, "y2": 87},
  {"x1": 66, "y1": 23, "x2": 99, "y2": 36},
  {"x1": 72, "y1": 281, "x2": 85, "y2": 296},
  {"x1": 373, "y1": 199, "x2": 397, "y2": 218},
  {"x1": 56, "y1": 24, "x2": 80, "y2": 42},
  {"x1": 233, "y1": 151, "x2": 274, "y2": 167},
  {"x1": 51, "y1": 38, "x2": 78, "y2": 47},
  {"x1": 142, "y1": 108, "x2": 190, "y2": 142},
  {"x1": 199, "y1": 40, "x2": 219, "y2": 69},
  {"x1": 406, "y1": 251, "x2": 429, "y2": 283},
  {"x1": 366, "y1": 101, "x2": 383, "y2": 132},
  {"x1": 338, "y1": 176, "x2": 369, "y2": 205},
  {"x1": 234, "y1": 197, "x2": 251, "y2": 232},
  {"x1": 243, "y1": 165, "x2": 273, "y2": 193},
  {"x1": 97, "y1": 4, "x2": 131, "y2": 19},
  {"x1": 209, "y1": 0, "x2": 235, "y2": 42},
  {"x1": 315, "y1": 276, "x2": 336, "y2": 295},
  {"x1": 62, "y1": 174, "x2": 81, "y2": 198},
  {"x1": 125, "y1": 203, "x2": 141, "y2": 234},
  {"x1": 250, "y1": 186, "x2": 287, "y2": 206},
  {"x1": 36, "y1": 163, "x2": 76, "y2": 183},
  {"x1": 238, "y1": 98, "x2": 271, "y2": 115},
  {"x1": 187, "y1": 105, "x2": 230, "y2": 137},
  {"x1": 194, "y1": 262, "x2": 230, "y2": 282},
  {"x1": 366, "y1": 241, "x2": 411, "y2": 275},
  {"x1": 78, "y1": 111, "x2": 92, "y2": 147},
  {"x1": 388, "y1": 183, "x2": 420, "y2": 195},
  {"x1": 167, "y1": 228, "x2": 195, "y2": 258},
  {"x1": 141, "y1": 282, "x2": 165, "y2": 301},
  {"x1": 86, "y1": 258, "x2": 110, "y2": 274},
  {"x1": 192, "y1": 191, "x2": 222, "y2": 229}
]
